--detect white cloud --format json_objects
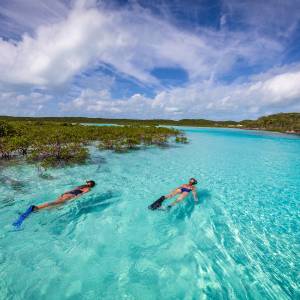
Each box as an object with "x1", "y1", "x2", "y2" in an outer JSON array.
[
  {"x1": 0, "y1": 91, "x2": 52, "y2": 116},
  {"x1": 0, "y1": 1, "x2": 283, "y2": 88},
  {"x1": 261, "y1": 72, "x2": 300, "y2": 103},
  {"x1": 0, "y1": 0, "x2": 299, "y2": 119},
  {"x1": 222, "y1": 0, "x2": 300, "y2": 39},
  {"x1": 60, "y1": 66, "x2": 300, "y2": 120},
  {"x1": 0, "y1": 0, "x2": 70, "y2": 39},
  {"x1": 60, "y1": 89, "x2": 153, "y2": 116}
]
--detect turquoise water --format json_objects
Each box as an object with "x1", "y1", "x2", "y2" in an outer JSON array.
[{"x1": 1, "y1": 127, "x2": 299, "y2": 300}]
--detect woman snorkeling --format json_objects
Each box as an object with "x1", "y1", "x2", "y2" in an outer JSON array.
[
  {"x1": 33, "y1": 180, "x2": 96, "y2": 211},
  {"x1": 149, "y1": 178, "x2": 198, "y2": 210},
  {"x1": 12, "y1": 180, "x2": 96, "y2": 228}
]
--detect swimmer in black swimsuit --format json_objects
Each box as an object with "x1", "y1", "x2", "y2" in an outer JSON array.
[
  {"x1": 149, "y1": 178, "x2": 198, "y2": 210},
  {"x1": 32, "y1": 180, "x2": 96, "y2": 211}
]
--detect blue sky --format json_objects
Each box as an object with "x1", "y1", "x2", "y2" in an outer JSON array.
[{"x1": 0, "y1": 0, "x2": 300, "y2": 120}]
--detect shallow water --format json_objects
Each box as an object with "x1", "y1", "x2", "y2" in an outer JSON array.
[{"x1": 0, "y1": 127, "x2": 299, "y2": 300}]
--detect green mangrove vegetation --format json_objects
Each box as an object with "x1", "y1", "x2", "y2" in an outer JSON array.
[
  {"x1": 1, "y1": 112, "x2": 299, "y2": 133},
  {"x1": 0, "y1": 112, "x2": 298, "y2": 167},
  {"x1": 239, "y1": 113, "x2": 300, "y2": 133},
  {"x1": 0, "y1": 121, "x2": 185, "y2": 167}
]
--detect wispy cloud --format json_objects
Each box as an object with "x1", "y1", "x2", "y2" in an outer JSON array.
[
  {"x1": 0, "y1": 1, "x2": 284, "y2": 86},
  {"x1": 0, "y1": 0, "x2": 70, "y2": 39},
  {"x1": 222, "y1": 0, "x2": 300, "y2": 40}
]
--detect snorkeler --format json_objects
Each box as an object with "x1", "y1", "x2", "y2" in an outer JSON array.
[
  {"x1": 12, "y1": 180, "x2": 96, "y2": 228},
  {"x1": 33, "y1": 180, "x2": 96, "y2": 211},
  {"x1": 148, "y1": 178, "x2": 198, "y2": 210}
]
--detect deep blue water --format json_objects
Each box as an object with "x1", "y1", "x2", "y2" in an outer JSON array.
[{"x1": 0, "y1": 127, "x2": 299, "y2": 299}]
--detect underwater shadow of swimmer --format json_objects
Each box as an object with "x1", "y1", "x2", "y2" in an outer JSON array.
[
  {"x1": 38, "y1": 173, "x2": 56, "y2": 180},
  {"x1": 75, "y1": 191, "x2": 119, "y2": 217},
  {"x1": 47, "y1": 191, "x2": 120, "y2": 235},
  {"x1": 0, "y1": 196, "x2": 17, "y2": 209},
  {"x1": 173, "y1": 189, "x2": 211, "y2": 220}
]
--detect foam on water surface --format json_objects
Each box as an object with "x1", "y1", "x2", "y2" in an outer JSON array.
[{"x1": 0, "y1": 127, "x2": 299, "y2": 299}]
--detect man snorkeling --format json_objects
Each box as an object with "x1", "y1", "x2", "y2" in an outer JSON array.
[
  {"x1": 12, "y1": 180, "x2": 96, "y2": 228},
  {"x1": 148, "y1": 178, "x2": 198, "y2": 210}
]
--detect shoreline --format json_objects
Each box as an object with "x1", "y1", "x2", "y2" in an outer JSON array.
[{"x1": 1, "y1": 112, "x2": 299, "y2": 136}]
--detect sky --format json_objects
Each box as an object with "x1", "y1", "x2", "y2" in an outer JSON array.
[{"x1": 0, "y1": 0, "x2": 300, "y2": 120}]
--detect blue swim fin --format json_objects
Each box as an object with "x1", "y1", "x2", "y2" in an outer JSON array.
[{"x1": 12, "y1": 205, "x2": 35, "y2": 228}]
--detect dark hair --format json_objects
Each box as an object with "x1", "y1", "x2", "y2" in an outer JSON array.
[
  {"x1": 190, "y1": 178, "x2": 198, "y2": 185},
  {"x1": 86, "y1": 180, "x2": 96, "y2": 187}
]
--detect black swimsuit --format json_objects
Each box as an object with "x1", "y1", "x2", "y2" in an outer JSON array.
[
  {"x1": 180, "y1": 187, "x2": 192, "y2": 193},
  {"x1": 68, "y1": 189, "x2": 83, "y2": 196}
]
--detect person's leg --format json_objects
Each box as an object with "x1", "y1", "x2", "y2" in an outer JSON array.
[
  {"x1": 169, "y1": 192, "x2": 188, "y2": 207},
  {"x1": 149, "y1": 189, "x2": 181, "y2": 210},
  {"x1": 165, "y1": 189, "x2": 181, "y2": 199},
  {"x1": 35, "y1": 194, "x2": 73, "y2": 210}
]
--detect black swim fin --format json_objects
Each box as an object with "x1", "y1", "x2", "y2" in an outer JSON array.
[{"x1": 148, "y1": 196, "x2": 166, "y2": 210}]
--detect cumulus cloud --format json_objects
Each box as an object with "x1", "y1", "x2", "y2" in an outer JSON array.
[
  {"x1": 60, "y1": 89, "x2": 153, "y2": 116},
  {"x1": 261, "y1": 72, "x2": 300, "y2": 103},
  {"x1": 151, "y1": 68, "x2": 300, "y2": 119},
  {"x1": 60, "y1": 66, "x2": 300, "y2": 120},
  {"x1": 0, "y1": 91, "x2": 52, "y2": 116}
]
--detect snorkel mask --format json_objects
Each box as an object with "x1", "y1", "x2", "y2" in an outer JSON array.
[{"x1": 190, "y1": 178, "x2": 198, "y2": 185}]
